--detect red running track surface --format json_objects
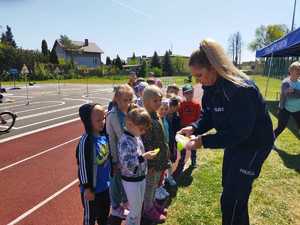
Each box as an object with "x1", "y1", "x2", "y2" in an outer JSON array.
[{"x1": 0, "y1": 120, "x2": 86, "y2": 225}]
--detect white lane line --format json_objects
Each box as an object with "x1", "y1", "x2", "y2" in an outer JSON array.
[
  {"x1": 6, "y1": 179, "x2": 79, "y2": 225},
  {"x1": 15, "y1": 102, "x2": 66, "y2": 114},
  {"x1": 0, "y1": 101, "x2": 61, "y2": 110},
  {"x1": 0, "y1": 137, "x2": 80, "y2": 172},
  {"x1": 0, "y1": 118, "x2": 80, "y2": 144},
  {"x1": 16, "y1": 105, "x2": 82, "y2": 121},
  {"x1": 14, "y1": 113, "x2": 78, "y2": 129}
]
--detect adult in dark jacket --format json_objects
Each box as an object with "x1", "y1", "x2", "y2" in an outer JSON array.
[{"x1": 179, "y1": 39, "x2": 274, "y2": 225}]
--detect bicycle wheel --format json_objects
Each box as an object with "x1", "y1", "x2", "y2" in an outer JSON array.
[{"x1": 0, "y1": 112, "x2": 16, "y2": 133}]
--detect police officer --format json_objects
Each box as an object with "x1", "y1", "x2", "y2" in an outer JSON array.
[{"x1": 179, "y1": 39, "x2": 274, "y2": 225}]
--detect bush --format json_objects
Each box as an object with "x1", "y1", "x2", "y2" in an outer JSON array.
[{"x1": 149, "y1": 67, "x2": 162, "y2": 77}]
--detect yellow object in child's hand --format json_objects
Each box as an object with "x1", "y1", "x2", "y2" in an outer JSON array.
[
  {"x1": 175, "y1": 134, "x2": 191, "y2": 152},
  {"x1": 152, "y1": 148, "x2": 160, "y2": 155}
]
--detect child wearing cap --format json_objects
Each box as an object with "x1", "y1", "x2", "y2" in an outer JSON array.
[{"x1": 176, "y1": 84, "x2": 201, "y2": 174}]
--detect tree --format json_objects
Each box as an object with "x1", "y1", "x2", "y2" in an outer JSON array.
[
  {"x1": 162, "y1": 51, "x2": 174, "y2": 76},
  {"x1": 1, "y1": 25, "x2": 17, "y2": 48},
  {"x1": 249, "y1": 24, "x2": 288, "y2": 51},
  {"x1": 114, "y1": 55, "x2": 123, "y2": 70},
  {"x1": 228, "y1": 32, "x2": 242, "y2": 66},
  {"x1": 173, "y1": 56, "x2": 185, "y2": 74},
  {"x1": 50, "y1": 48, "x2": 58, "y2": 64},
  {"x1": 59, "y1": 35, "x2": 79, "y2": 50},
  {"x1": 41, "y1": 40, "x2": 49, "y2": 56},
  {"x1": 139, "y1": 59, "x2": 148, "y2": 77},
  {"x1": 128, "y1": 52, "x2": 138, "y2": 65},
  {"x1": 150, "y1": 51, "x2": 161, "y2": 68},
  {"x1": 106, "y1": 56, "x2": 112, "y2": 65}
]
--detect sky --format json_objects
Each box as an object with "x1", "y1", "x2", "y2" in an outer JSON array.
[{"x1": 0, "y1": 0, "x2": 298, "y2": 62}]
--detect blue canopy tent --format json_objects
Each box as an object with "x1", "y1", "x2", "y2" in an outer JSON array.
[
  {"x1": 256, "y1": 27, "x2": 300, "y2": 96},
  {"x1": 256, "y1": 27, "x2": 300, "y2": 57}
]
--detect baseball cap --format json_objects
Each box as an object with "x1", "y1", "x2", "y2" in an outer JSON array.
[{"x1": 182, "y1": 84, "x2": 193, "y2": 93}]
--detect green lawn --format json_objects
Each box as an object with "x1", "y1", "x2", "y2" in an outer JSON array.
[
  {"x1": 0, "y1": 75, "x2": 188, "y2": 86},
  {"x1": 165, "y1": 75, "x2": 300, "y2": 225}
]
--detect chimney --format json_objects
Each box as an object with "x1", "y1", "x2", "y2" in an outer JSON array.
[{"x1": 84, "y1": 39, "x2": 89, "y2": 46}]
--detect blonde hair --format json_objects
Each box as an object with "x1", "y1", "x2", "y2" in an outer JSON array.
[
  {"x1": 143, "y1": 85, "x2": 163, "y2": 102},
  {"x1": 189, "y1": 39, "x2": 250, "y2": 87},
  {"x1": 114, "y1": 84, "x2": 134, "y2": 98},
  {"x1": 289, "y1": 61, "x2": 300, "y2": 72},
  {"x1": 127, "y1": 108, "x2": 152, "y2": 130}
]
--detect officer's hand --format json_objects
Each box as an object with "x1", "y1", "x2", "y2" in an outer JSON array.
[
  {"x1": 178, "y1": 126, "x2": 195, "y2": 137},
  {"x1": 186, "y1": 136, "x2": 203, "y2": 151}
]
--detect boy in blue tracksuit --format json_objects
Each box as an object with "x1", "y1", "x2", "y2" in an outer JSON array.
[
  {"x1": 186, "y1": 77, "x2": 274, "y2": 225},
  {"x1": 76, "y1": 103, "x2": 111, "y2": 225}
]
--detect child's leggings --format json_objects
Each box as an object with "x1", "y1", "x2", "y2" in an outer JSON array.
[
  {"x1": 122, "y1": 179, "x2": 146, "y2": 225},
  {"x1": 143, "y1": 170, "x2": 161, "y2": 211},
  {"x1": 81, "y1": 189, "x2": 110, "y2": 225},
  {"x1": 110, "y1": 172, "x2": 127, "y2": 208}
]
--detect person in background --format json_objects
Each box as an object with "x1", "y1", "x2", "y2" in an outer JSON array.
[
  {"x1": 118, "y1": 108, "x2": 157, "y2": 225},
  {"x1": 166, "y1": 84, "x2": 180, "y2": 98},
  {"x1": 166, "y1": 95, "x2": 181, "y2": 185},
  {"x1": 177, "y1": 84, "x2": 201, "y2": 171},
  {"x1": 108, "y1": 86, "x2": 120, "y2": 112},
  {"x1": 134, "y1": 82, "x2": 148, "y2": 107},
  {"x1": 128, "y1": 71, "x2": 138, "y2": 88},
  {"x1": 106, "y1": 84, "x2": 134, "y2": 219},
  {"x1": 146, "y1": 77, "x2": 156, "y2": 86},
  {"x1": 274, "y1": 61, "x2": 300, "y2": 139},
  {"x1": 141, "y1": 85, "x2": 169, "y2": 223},
  {"x1": 155, "y1": 78, "x2": 163, "y2": 89},
  {"x1": 76, "y1": 103, "x2": 111, "y2": 225},
  {"x1": 155, "y1": 99, "x2": 172, "y2": 201},
  {"x1": 136, "y1": 77, "x2": 146, "y2": 85},
  {"x1": 179, "y1": 39, "x2": 274, "y2": 225}
]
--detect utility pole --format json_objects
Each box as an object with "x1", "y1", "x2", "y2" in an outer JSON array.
[{"x1": 291, "y1": 0, "x2": 297, "y2": 31}]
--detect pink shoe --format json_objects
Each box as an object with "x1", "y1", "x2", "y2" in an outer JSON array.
[
  {"x1": 154, "y1": 201, "x2": 168, "y2": 216},
  {"x1": 143, "y1": 207, "x2": 166, "y2": 223}
]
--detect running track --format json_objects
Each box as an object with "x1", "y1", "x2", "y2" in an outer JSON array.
[{"x1": 0, "y1": 120, "x2": 85, "y2": 225}]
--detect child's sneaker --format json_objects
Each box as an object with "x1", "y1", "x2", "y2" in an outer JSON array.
[
  {"x1": 166, "y1": 175, "x2": 177, "y2": 187},
  {"x1": 111, "y1": 206, "x2": 127, "y2": 219},
  {"x1": 143, "y1": 207, "x2": 166, "y2": 223},
  {"x1": 154, "y1": 201, "x2": 168, "y2": 216}
]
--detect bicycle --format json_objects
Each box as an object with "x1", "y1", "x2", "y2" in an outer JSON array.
[{"x1": 0, "y1": 111, "x2": 17, "y2": 133}]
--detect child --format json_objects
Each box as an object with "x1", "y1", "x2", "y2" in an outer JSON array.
[
  {"x1": 128, "y1": 71, "x2": 137, "y2": 88},
  {"x1": 106, "y1": 84, "x2": 134, "y2": 219},
  {"x1": 177, "y1": 84, "x2": 201, "y2": 171},
  {"x1": 166, "y1": 84, "x2": 180, "y2": 98},
  {"x1": 118, "y1": 108, "x2": 157, "y2": 225},
  {"x1": 141, "y1": 85, "x2": 169, "y2": 223},
  {"x1": 134, "y1": 82, "x2": 148, "y2": 107},
  {"x1": 76, "y1": 103, "x2": 111, "y2": 225},
  {"x1": 166, "y1": 96, "x2": 181, "y2": 184},
  {"x1": 274, "y1": 61, "x2": 300, "y2": 139},
  {"x1": 155, "y1": 99, "x2": 172, "y2": 201}
]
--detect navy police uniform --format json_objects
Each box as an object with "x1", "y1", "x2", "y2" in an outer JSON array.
[{"x1": 192, "y1": 77, "x2": 274, "y2": 225}]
